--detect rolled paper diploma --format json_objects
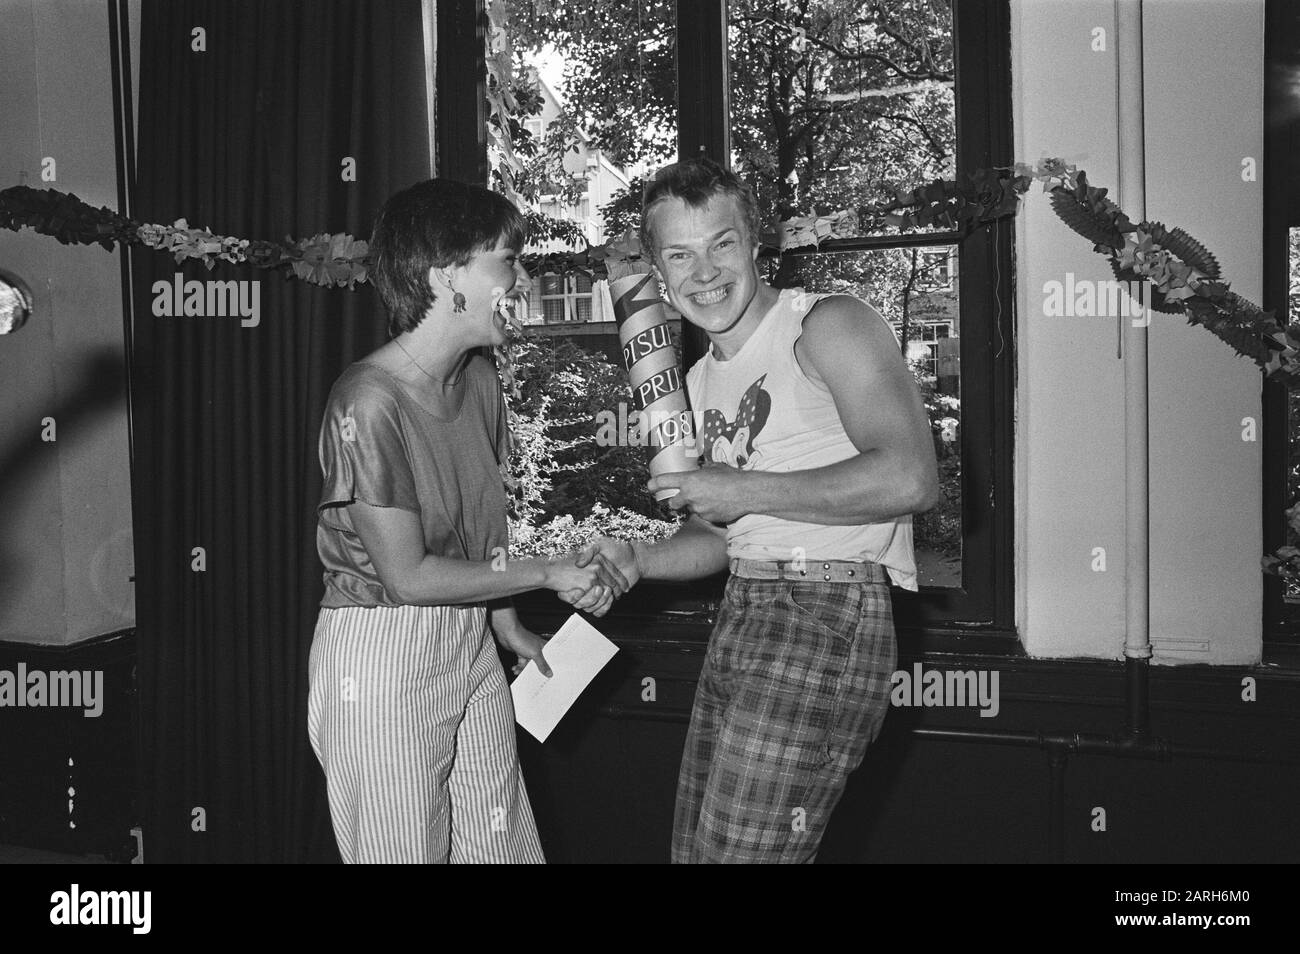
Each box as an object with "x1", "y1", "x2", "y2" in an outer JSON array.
[{"x1": 611, "y1": 271, "x2": 699, "y2": 501}]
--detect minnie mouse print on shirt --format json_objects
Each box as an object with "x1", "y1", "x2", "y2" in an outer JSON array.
[{"x1": 696, "y1": 374, "x2": 772, "y2": 469}]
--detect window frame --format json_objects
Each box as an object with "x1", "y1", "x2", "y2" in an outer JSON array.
[
  {"x1": 677, "y1": 0, "x2": 1016, "y2": 637},
  {"x1": 438, "y1": 0, "x2": 1017, "y2": 644},
  {"x1": 539, "y1": 270, "x2": 594, "y2": 324},
  {"x1": 533, "y1": 270, "x2": 595, "y2": 327},
  {"x1": 916, "y1": 247, "x2": 957, "y2": 292},
  {"x1": 908, "y1": 319, "x2": 954, "y2": 380},
  {"x1": 1262, "y1": 0, "x2": 1300, "y2": 643}
]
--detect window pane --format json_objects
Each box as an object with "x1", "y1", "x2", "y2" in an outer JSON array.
[
  {"x1": 728, "y1": 0, "x2": 956, "y2": 240},
  {"x1": 502, "y1": 0, "x2": 678, "y2": 249},
  {"x1": 768, "y1": 246, "x2": 962, "y2": 588},
  {"x1": 497, "y1": 2, "x2": 683, "y2": 556}
]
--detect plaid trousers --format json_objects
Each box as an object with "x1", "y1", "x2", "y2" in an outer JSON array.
[{"x1": 671, "y1": 564, "x2": 898, "y2": 863}]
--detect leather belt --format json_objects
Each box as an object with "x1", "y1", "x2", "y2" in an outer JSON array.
[{"x1": 729, "y1": 557, "x2": 888, "y2": 584}]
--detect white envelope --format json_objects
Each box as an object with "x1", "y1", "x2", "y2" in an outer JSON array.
[{"x1": 511, "y1": 614, "x2": 619, "y2": 743}]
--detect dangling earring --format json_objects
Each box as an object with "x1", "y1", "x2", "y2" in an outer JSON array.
[
  {"x1": 452, "y1": 291, "x2": 467, "y2": 313},
  {"x1": 444, "y1": 269, "x2": 468, "y2": 313}
]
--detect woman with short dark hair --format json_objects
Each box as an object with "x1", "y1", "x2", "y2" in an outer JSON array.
[{"x1": 308, "y1": 178, "x2": 625, "y2": 863}]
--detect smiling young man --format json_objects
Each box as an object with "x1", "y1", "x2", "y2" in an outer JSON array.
[{"x1": 585, "y1": 157, "x2": 940, "y2": 863}]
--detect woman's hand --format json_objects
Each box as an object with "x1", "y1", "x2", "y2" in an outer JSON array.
[
  {"x1": 494, "y1": 622, "x2": 553, "y2": 678},
  {"x1": 575, "y1": 536, "x2": 643, "y2": 591},
  {"x1": 543, "y1": 546, "x2": 629, "y2": 616}
]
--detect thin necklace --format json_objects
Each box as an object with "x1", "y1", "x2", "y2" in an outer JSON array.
[{"x1": 393, "y1": 336, "x2": 463, "y2": 389}]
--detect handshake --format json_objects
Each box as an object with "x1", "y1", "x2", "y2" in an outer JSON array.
[{"x1": 541, "y1": 537, "x2": 642, "y2": 617}]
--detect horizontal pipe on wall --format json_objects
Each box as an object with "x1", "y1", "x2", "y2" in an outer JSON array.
[{"x1": 593, "y1": 703, "x2": 1298, "y2": 766}]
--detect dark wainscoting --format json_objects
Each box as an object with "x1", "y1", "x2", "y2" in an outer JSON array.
[
  {"x1": 513, "y1": 585, "x2": 1300, "y2": 864},
  {"x1": 4, "y1": 596, "x2": 1300, "y2": 864},
  {"x1": 0, "y1": 631, "x2": 137, "y2": 860}
]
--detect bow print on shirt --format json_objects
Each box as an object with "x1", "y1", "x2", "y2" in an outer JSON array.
[{"x1": 697, "y1": 374, "x2": 772, "y2": 469}]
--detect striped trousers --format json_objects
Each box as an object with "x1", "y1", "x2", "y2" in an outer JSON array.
[{"x1": 308, "y1": 603, "x2": 545, "y2": 863}]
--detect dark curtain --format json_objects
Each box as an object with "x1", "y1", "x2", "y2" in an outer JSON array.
[{"x1": 131, "y1": 0, "x2": 431, "y2": 862}]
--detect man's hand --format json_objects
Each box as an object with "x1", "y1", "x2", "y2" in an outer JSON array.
[
  {"x1": 575, "y1": 536, "x2": 644, "y2": 593},
  {"x1": 647, "y1": 463, "x2": 752, "y2": 525},
  {"x1": 544, "y1": 545, "x2": 629, "y2": 617},
  {"x1": 493, "y1": 622, "x2": 553, "y2": 678}
]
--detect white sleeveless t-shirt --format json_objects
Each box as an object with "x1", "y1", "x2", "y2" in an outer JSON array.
[{"x1": 684, "y1": 286, "x2": 919, "y2": 591}]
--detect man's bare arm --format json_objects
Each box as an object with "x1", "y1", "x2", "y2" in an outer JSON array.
[
  {"x1": 652, "y1": 295, "x2": 939, "y2": 526},
  {"x1": 633, "y1": 514, "x2": 729, "y2": 581},
  {"x1": 762, "y1": 295, "x2": 938, "y2": 522},
  {"x1": 580, "y1": 514, "x2": 728, "y2": 588}
]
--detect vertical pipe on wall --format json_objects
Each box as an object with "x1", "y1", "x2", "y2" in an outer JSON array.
[
  {"x1": 1116, "y1": 0, "x2": 1153, "y2": 735},
  {"x1": 108, "y1": 0, "x2": 137, "y2": 493},
  {"x1": 1048, "y1": 746, "x2": 1067, "y2": 863}
]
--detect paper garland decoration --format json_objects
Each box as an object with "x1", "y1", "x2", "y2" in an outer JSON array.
[
  {"x1": 778, "y1": 209, "x2": 861, "y2": 249},
  {"x1": 4, "y1": 161, "x2": 1296, "y2": 387},
  {"x1": 0, "y1": 185, "x2": 369, "y2": 289},
  {"x1": 7, "y1": 159, "x2": 1300, "y2": 574}
]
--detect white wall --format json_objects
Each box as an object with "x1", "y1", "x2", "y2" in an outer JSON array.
[
  {"x1": 1144, "y1": 0, "x2": 1262, "y2": 665},
  {"x1": 0, "y1": 0, "x2": 137, "y2": 644},
  {"x1": 1012, "y1": 0, "x2": 1262, "y2": 663}
]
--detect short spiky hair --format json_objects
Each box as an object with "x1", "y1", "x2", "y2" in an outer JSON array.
[
  {"x1": 639, "y1": 157, "x2": 762, "y2": 261},
  {"x1": 369, "y1": 179, "x2": 528, "y2": 336}
]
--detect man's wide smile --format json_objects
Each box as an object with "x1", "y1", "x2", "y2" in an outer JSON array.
[{"x1": 690, "y1": 284, "x2": 731, "y2": 306}]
